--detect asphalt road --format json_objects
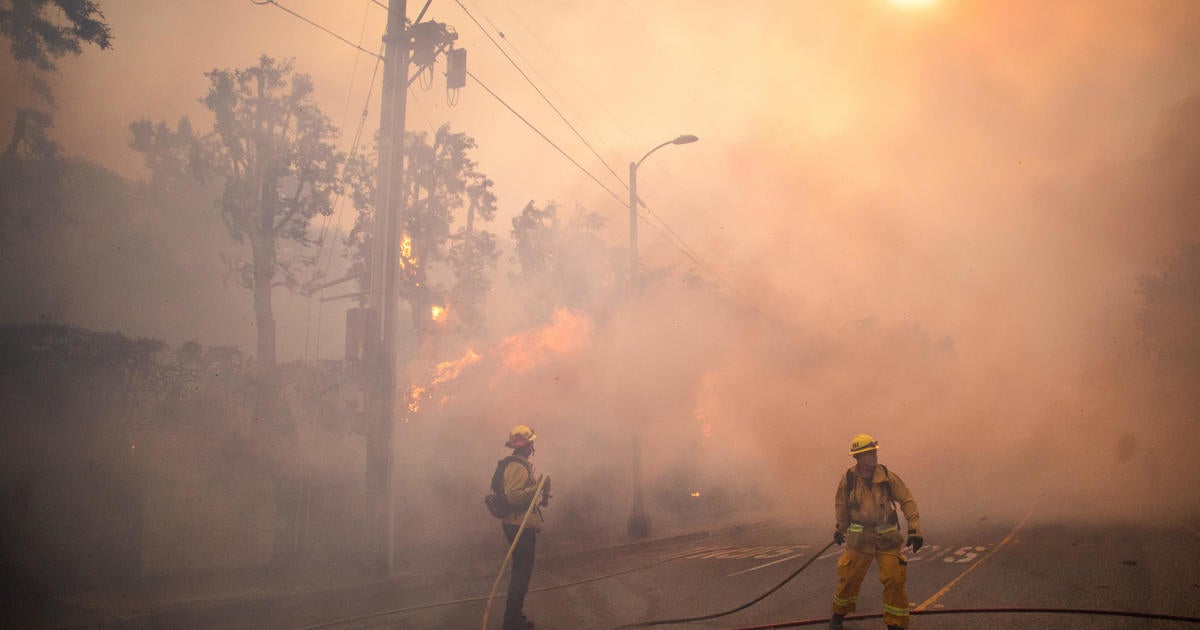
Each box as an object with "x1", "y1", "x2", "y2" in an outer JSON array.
[
  {"x1": 297, "y1": 515, "x2": 1200, "y2": 630},
  {"x1": 61, "y1": 515, "x2": 1200, "y2": 629}
]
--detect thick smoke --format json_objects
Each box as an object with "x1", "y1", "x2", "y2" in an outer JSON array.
[{"x1": 1, "y1": 0, "x2": 1199, "y2": 593}]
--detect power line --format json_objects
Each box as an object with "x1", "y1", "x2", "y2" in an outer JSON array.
[
  {"x1": 467, "y1": 69, "x2": 766, "y2": 320},
  {"x1": 255, "y1": 0, "x2": 651, "y2": 262},
  {"x1": 254, "y1": 0, "x2": 767, "y2": 321},
  {"x1": 458, "y1": 1, "x2": 743, "y2": 306},
  {"x1": 319, "y1": 43, "x2": 385, "y2": 282},
  {"x1": 253, "y1": 0, "x2": 383, "y2": 59},
  {"x1": 452, "y1": 0, "x2": 627, "y2": 192},
  {"x1": 307, "y1": 0, "x2": 376, "y2": 362},
  {"x1": 314, "y1": 0, "x2": 376, "y2": 272},
  {"x1": 493, "y1": 0, "x2": 637, "y2": 150},
  {"x1": 408, "y1": 86, "x2": 438, "y2": 134},
  {"x1": 466, "y1": 69, "x2": 627, "y2": 207}
]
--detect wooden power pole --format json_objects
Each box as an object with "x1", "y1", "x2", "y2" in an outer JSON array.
[
  {"x1": 365, "y1": 0, "x2": 409, "y2": 575},
  {"x1": 362, "y1": 0, "x2": 463, "y2": 575}
]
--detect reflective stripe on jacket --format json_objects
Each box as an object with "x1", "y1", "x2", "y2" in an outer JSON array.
[
  {"x1": 834, "y1": 465, "x2": 920, "y2": 552},
  {"x1": 501, "y1": 456, "x2": 544, "y2": 531}
]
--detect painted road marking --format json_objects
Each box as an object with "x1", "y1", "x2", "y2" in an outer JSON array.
[
  {"x1": 726, "y1": 547, "x2": 815, "y2": 577},
  {"x1": 914, "y1": 510, "x2": 1034, "y2": 612},
  {"x1": 904, "y1": 544, "x2": 992, "y2": 563},
  {"x1": 679, "y1": 545, "x2": 810, "y2": 560}
]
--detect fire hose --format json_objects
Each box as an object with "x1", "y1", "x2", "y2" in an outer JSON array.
[
  {"x1": 481, "y1": 473, "x2": 549, "y2": 630},
  {"x1": 720, "y1": 608, "x2": 1200, "y2": 628},
  {"x1": 609, "y1": 533, "x2": 1200, "y2": 629},
  {"x1": 612, "y1": 539, "x2": 838, "y2": 629}
]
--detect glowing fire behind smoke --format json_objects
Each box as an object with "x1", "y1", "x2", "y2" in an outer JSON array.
[
  {"x1": 496, "y1": 308, "x2": 593, "y2": 373},
  {"x1": 431, "y1": 305, "x2": 446, "y2": 322},
  {"x1": 400, "y1": 309, "x2": 592, "y2": 422},
  {"x1": 399, "y1": 234, "x2": 414, "y2": 266}
]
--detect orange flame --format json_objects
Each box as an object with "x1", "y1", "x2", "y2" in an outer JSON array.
[
  {"x1": 402, "y1": 348, "x2": 482, "y2": 422},
  {"x1": 399, "y1": 309, "x2": 591, "y2": 421},
  {"x1": 432, "y1": 348, "x2": 482, "y2": 385},
  {"x1": 431, "y1": 304, "x2": 446, "y2": 322},
  {"x1": 406, "y1": 385, "x2": 425, "y2": 421},
  {"x1": 398, "y1": 234, "x2": 415, "y2": 269},
  {"x1": 496, "y1": 308, "x2": 592, "y2": 373}
]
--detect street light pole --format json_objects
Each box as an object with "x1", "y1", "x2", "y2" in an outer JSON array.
[
  {"x1": 627, "y1": 135, "x2": 698, "y2": 294},
  {"x1": 626, "y1": 134, "x2": 698, "y2": 539}
]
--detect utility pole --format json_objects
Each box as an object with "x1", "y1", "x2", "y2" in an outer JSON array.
[
  {"x1": 362, "y1": 0, "x2": 464, "y2": 575},
  {"x1": 365, "y1": 0, "x2": 409, "y2": 576}
]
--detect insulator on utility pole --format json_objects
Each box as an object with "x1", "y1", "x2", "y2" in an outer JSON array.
[{"x1": 445, "y1": 47, "x2": 466, "y2": 89}]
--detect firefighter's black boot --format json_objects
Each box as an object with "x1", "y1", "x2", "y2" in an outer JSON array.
[
  {"x1": 829, "y1": 613, "x2": 844, "y2": 629},
  {"x1": 886, "y1": 626, "x2": 903, "y2": 630}
]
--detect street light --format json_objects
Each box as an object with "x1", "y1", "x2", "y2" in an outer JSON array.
[
  {"x1": 627, "y1": 134, "x2": 698, "y2": 539},
  {"x1": 628, "y1": 135, "x2": 699, "y2": 295}
]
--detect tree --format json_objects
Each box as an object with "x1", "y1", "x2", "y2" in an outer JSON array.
[
  {"x1": 1, "y1": 1, "x2": 111, "y2": 292},
  {"x1": 135, "y1": 56, "x2": 344, "y2": 372},
  {"x1": 0, "y1": 0, "x2": 111, "y2": 74},
  {"x1": 0, "y1": 0, "x2": 112, "y2": 106},
  {"x1": 1, "y1": 0, "x2": 113, "y2": 165},
  {"x1": 346, "y1": 123, "x2": 497, "y2": 337},
  {"x1": 128, "y1": 117, "x2": 205, "y2": 194},
  {"x1": 509, "y1": 199, "x2": 618, "y2": 321},
  {"x1": 0, "y1": 108, "x2": 62, "y2": 237}
]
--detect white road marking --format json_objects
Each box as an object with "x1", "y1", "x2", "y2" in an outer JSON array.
[{"x1": 726, "y1": 548, "x2": 814, "y2": 577}]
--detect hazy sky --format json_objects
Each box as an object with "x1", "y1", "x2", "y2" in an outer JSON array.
[
  {"x1": 3, "y1": 0, "x2": 1199, "y2": 528},
  {"x1": 4, "y1": 1, "x2": 1197, "y2": 340}
]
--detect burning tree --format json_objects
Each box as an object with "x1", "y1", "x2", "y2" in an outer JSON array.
[{"x1": 344, "y1": 123, "x2": 497, "y2": 337}]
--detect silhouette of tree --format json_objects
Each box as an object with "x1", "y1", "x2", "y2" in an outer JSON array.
[
  {"x1": 146, "y1": 56, "x2": 344, "y2": 372},
  {"x1": 509, "y1": 199, "x2": 617, "y2": 321}
]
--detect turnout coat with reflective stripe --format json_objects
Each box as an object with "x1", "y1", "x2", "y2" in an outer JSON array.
[
  {"x1": 834, "y1": 466, "x2": 921, "y2": 553},
  {"x1": 501, "y1": 455, "x2": 544, "y2": 531}
]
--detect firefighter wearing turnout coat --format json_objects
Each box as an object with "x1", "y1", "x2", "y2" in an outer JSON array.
[
  {"x1": 829, "y1": 434, "x2": 923, "y2": 630},
  {"x1": 498, "y1": 425, "x2": 549, "y2": 630}
]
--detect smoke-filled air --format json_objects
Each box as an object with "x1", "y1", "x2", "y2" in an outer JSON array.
[{"x1": 1, "y1": 0, "x2": 1198, "y2": 624}]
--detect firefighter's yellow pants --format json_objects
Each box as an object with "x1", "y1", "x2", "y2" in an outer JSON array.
[{"x1": 832, "y1": 547, "x2": 910, "y2": 628}]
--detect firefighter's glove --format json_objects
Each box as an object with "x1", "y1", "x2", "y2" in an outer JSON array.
[
  {"x1": 906, "y1": 535, "x2": 923, "y2": 553},
  {"x1": 833, "y1": 530, "x2": 845, "y2": 546}
]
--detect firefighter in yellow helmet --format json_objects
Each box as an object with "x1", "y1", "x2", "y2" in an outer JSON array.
[
  {"x1": 497, "y1": 424, "x2": 550, "y2": 630},
  {"x1": 829, "y1": 434, "x2": 922, "y2": 630}
]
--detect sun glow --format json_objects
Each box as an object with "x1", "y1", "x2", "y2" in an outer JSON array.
[{"x1": 889, "y1": 0, "x2": 936, "y2": 7}]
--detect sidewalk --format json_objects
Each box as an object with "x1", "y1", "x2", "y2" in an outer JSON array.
[{"x1": 34, "y1": 509, "x2": 778, "y2": 629}]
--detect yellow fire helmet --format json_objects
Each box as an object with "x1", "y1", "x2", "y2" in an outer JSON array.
[
  {"x1": 505, "y1": 425, "x2": 537, "y2": 448},
  {"x1": 849, "y1": 433, "x2": 879, "y2": 456}
]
